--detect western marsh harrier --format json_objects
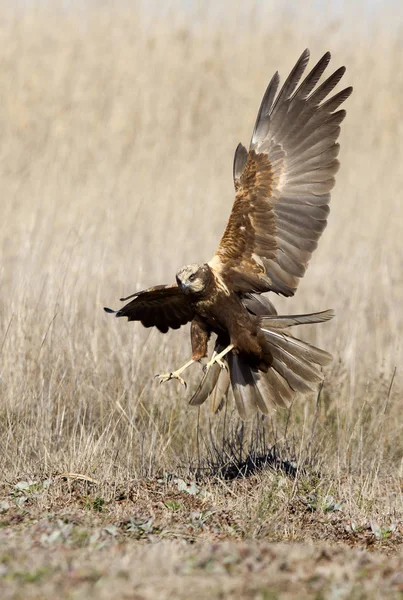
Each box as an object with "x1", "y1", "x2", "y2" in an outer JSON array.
[{"x1": 105, "y1": 49, "x2": 352, "y2": 419}]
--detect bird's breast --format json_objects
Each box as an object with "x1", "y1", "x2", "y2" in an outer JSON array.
[{"x1": 193, "y1": 292, "x2": 248, "y2": 336}]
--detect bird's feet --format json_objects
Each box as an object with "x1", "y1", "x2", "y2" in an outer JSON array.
[
  {"x1": 155, "y1": 371, "x2": 187, "y2": 388},
  {"x1": 203, "y1": 355, "x2": 228, "y2": 374}
]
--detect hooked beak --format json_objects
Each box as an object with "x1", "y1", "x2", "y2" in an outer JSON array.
[
  {"x1": 176, "y1": 274, "x2": 192, "y2": 295},
  {"x1": 180, "y1": 281, "x2": 191, "y2": 295}
]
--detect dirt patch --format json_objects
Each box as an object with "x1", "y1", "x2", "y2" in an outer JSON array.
[{"x1": 1, "y1": 473, "x2": 403, "y2": 598}]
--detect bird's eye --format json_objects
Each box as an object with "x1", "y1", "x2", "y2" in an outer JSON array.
[{"x1": 189, "y1": 274, "x2": 196, "y2": 282}]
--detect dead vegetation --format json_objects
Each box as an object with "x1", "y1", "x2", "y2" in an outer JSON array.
[
  {"x1": 1, "y1": 471, "x2": 403, "y2": 598},
  {"x1": 0, "y1": 1, "x2": 403, "y2": 598}
]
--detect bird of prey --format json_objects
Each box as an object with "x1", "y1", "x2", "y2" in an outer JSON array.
[{"x1": 105, "y1": 49, "x2": 352, "y2": 420}]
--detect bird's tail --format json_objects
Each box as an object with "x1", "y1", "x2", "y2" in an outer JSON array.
[{"x1": 189, "y1": 309, "x2": 334, "y2": 420}]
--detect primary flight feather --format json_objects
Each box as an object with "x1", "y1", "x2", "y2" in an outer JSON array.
[{"x1": 105, "y1": 49, "x2": 352, "y2": 420}]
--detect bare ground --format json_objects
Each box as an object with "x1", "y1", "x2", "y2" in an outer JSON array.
[{"x1": 1, "y1": 472, "x2": 403, "y2": 599}]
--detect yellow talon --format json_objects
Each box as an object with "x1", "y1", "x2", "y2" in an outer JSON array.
[
  {"x1": 155, "y1": 372, "x2": 187, "y2": 388},
  {"x1": 203, "y1": 344, "x2": 234, "y2": 373},
  {"x1": 203, "y1": 356, "x2": 227, "y2": 374}
]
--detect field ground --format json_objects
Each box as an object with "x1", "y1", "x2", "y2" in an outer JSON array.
[
  {"x1": 1, "y1": 1, "x2": 403, "y2": 598},
  {"x1": 1, "y1": 471, "x2": 403, "y2": 599}
]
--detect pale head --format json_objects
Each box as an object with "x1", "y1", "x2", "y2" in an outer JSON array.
[{"x1": 176, "y1": 263, "x2": 211, "y2": 296}]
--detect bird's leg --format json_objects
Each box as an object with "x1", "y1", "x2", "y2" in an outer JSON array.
[
  {"x1": 155, "y1": 358, "x2": 197, "y2": 388},
  {"x1": 203, "y1": 344, "x2": 234, "y2": 373}
]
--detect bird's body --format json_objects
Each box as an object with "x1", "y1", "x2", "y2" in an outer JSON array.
[
  {"x1": 178, "y1": 264, "x2": 272, "y2": 369},
  {"x1": 105, "y1": 49, "x2": 352, "y2": 419}
]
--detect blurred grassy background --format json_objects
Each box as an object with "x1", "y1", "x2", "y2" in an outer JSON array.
[{"x1": 0, "y1": 0, "x2": 402, "y2": 484}]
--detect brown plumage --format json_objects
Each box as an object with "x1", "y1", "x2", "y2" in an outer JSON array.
[{"x1": 104, "y1": 49, "x2": 352, "y2": 419}]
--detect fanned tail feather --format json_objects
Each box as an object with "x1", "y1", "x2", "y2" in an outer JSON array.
[
  {"x1": 189, "y1": 344, "x2": 230, "y2": 412},
  {"x1": 260, "y1": 308, "x2": 334, "y2": 329},
  {"x1": 189, "y1": 309, "x2": 334, "y2": 420},
  {"x1": 227, "y1": 352, "x2": 258, "y2": 420},
  {"x1": 188, "y1": 348, "x2": 222, "y2": 407},
  {"x1": 209, "y1": 368, "x2": 231, "y2": 413}
]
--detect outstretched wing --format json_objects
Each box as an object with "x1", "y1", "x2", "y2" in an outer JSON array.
[
  {"x1": 104, "y1": 284, "x2": 195, "y2": 333},
  {"x1": 209, "y1": 49, "x2": 352, "y2": 296}
]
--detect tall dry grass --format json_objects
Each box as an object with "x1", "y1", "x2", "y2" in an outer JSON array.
[{"x1": 0, "y1": 1, "x2": 402, "y2": 492}]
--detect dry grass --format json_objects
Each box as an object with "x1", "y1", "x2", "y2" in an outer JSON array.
[{"x1": 1, "y1": 1, "x2": 403, "y2": 597}]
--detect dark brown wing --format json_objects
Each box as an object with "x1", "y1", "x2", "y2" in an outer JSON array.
[
  {"x1": 104, "y1": 284, "x2": 195, "y2": 333},
  {"x1": 209, "y1": 49, "x2": 352, "y2": 296},
  {"x1": 242, "y1": 293, "x2": 277, "y2": 316}
]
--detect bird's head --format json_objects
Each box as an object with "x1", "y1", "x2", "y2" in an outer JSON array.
[{"x1": 176, "y1": 263, "x2": 211, "y2": 296}]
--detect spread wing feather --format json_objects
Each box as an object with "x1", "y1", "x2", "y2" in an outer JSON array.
[
  {"x1": 233, "y1": 143, "x2": 248, "y2": 190},
  {"x1": 209, "y1": 49, "x2": 352, "y2": 296},
  {"x1": 104, "y1": 284, "x2": 194, "y2": 333}
]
